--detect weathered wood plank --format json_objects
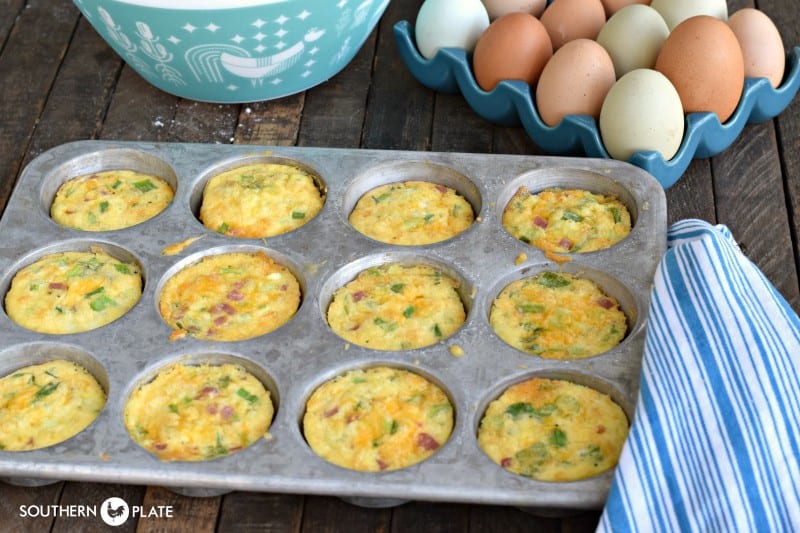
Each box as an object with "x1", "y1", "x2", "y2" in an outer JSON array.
[
  {"x1": 51, "y1": 482, "x2": 145, "y2": 532},
  {"x1": 23, "y1": 17, "x2": 122, "y2": 166},
  {"x1": 430, "y1": 93, "x2": 493, "y2": 154},
  {"x1": 217, "y1": 492, "x2": 303, "y2": 533},
  {"x1": 0, "y1": 0, "x2": 80, "y2": 212},
  {"x1": 390, "y1": 501, "x2": 469, "y2": 533},
  {"x1": 300, "y1": 496, "x2": 390, "y2": 533},
  {"x1": 361, "y1": 0, "x2": 433, "y2": 151},
  {"x1": 235, "y1": 95, "x2": 305, "y2": 146},
  {"x1": 0, "y1": 481, "x2": 63, "y2": 532},
  {"x1": 135, "y1": 486, "x2": 220, "y2": 533},
  {"x1": 0, "y1": 0, "x2": 26, "y2": 52},
  {"x1": 165, "y1": 100, "x2": 240, "y2": 145},
  {"x1": 298, "y1": 31, "x2": 376, "y2": 149}
]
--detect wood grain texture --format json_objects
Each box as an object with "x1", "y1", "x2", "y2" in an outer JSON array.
[
  {"x1": 135, "y1": 486, "x2": 220, "y2": 533},
  {"x1": 217, "y1": 492, "x2": 303, "y2": 533}
]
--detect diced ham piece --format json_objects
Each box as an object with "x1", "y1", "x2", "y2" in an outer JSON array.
[
  {"x1": 206, "y1": 404, "x2": 218, "y2": 414},
  {"x1": 377, "y1": 459, "x2": 390, "y2": 471},
  {"x1": 323, "y1": 406, "x2": 339, "y2": 418},
  {"x1": 221, "y1": 406, "x2": 235, "y2": 420},
  {"x1": 416, "y1": 432, "x2": 440, "y2": 451},
  {"x1": 352, "y1": 290, "x2": 365, "y2": 302},
  {"x1": 501, "y1": 457, "x2": 512, "y2": 468},
  {"x1": 435, "y1": 185, "x2": 448, "y2": 194},
  {"x1": 596, "y1": 425, "x2": 606, "y2": 434},
  {"x1": 558, "y1": 237, "x2": 572, "y2": 250},
  {"x1": 596, "y1": 298, "x2": 614, "y2": 310},
  {"x1": 48, "y1": 282, "x2": 67, "y2": 290},
  {"x1": 154, "y1": 443, "x2": 167, "y2": 450},
  {"x1": 195, "y1": 386, "x2": 219, "y2": 400},
  {"x1": 227, "y1": 289, "x2": 244, "y2": 301},
  {"x1": 533, "y1": 215, "x2": 548, "y2": 228}
]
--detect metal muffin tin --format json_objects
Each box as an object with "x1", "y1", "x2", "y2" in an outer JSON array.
[{"x1": 0, "y1": 140, "x2": 666, "y2": 511}]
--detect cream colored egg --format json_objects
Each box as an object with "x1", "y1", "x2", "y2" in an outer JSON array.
[
  {"x1": 535, "y1": 39, "x2": 617, "y2": 127},
  {"x1": 728, "y1": 8, "x2": 786, "y2": 89},
  {"x1": 650, "y1": 0, "x2": 727, "y2": 30},
  {"x1": 599, "y1": 69, "x2": 685, "y2": 161},
  {"x1": 415, "y1": 0, "x2": 490, "y2": 59},
  {"x1": 482, "y1": 0, "x2": 547, "y2": 19},
  {"x1": 597, "y1": 5, "x2": 669, "y2": 78}
]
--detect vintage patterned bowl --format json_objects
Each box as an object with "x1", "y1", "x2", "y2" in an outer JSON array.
[{"x1": 73, "y1": 0, "x2": 390, "y2": 103}]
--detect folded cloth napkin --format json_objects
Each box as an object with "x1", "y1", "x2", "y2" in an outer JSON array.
[{"x1": 598, "y1": 219, "x2": 800, "y2": 532}]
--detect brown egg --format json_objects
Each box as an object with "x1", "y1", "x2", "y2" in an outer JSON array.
[
  {"x1": 535, "y1": 39, "x2": 617, "y2": 126},
  {"x1": 600, "y1": 0, "x2": 651, "y2": 17},
  {"x1": 728, "y1": 8, "x2": 786, "y2": 89},
  {"x1": 655, "y1": 15, "x2": 744, "y2": 123},
  {"x1": 473, "y1": 12, "x2": 553, "y2": 91},
  {"x1": 481, "y1": 0, "x2": 547, "y2": 19},
  {"x1": 540, "y1": 0, "x2": 606, "y2": 50}
]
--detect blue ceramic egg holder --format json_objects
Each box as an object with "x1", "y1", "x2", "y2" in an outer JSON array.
[{"x1": 393, "y1": 20, "x2": 800, "y2": 188}]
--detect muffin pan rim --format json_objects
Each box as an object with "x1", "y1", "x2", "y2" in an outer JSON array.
[{"x1": 0, "y1": 140, "x2": 666, "y2": 511}]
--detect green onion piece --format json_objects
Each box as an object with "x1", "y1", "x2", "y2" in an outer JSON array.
[
  {"x1": 133, "y1": 179, "x2": 157, "y2": 193},
  {"x1": 90, "y1": 295, "x2": 116, "y2": 312},
  {"x1": 291, "y1": 211, "x2": 306, "y2": 219},
  {"x1": 236, "y1": 388, "x2": 258, "y2": 404},
  {"x1": 32, "y1": 381, "x2": 60, "y2": 403}
]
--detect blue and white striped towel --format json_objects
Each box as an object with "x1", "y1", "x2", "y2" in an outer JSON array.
[{"x1": 598, "y1": 219, "x2": 800, "y2": 532}]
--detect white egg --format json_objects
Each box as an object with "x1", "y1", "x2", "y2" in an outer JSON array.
[
  {"x1": 597, "y1": 5, "x2": 669, "y2": 78},
  {"x1": 481, "y1": 0, "x2": 547, "y2": 19},
  {"x1": 415, "y1": 0, "x2": 490, "y2": 59},
  {"x1": 650, "y1": 0, "x2": 728, "y2": 31},
  {"x1": 599, "y1": 69, "x2": 685, "y2": 161}
]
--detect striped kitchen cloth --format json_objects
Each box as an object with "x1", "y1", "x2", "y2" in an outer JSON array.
[{"x1": 598, "y1": 219, "x2": 800, "y2": 532}]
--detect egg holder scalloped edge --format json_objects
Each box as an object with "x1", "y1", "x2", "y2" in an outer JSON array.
[{"x1": 393, "y1": 20, "x2": 800, "y2": 189}]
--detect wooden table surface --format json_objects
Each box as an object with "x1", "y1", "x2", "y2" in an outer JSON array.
[{"x1": 1, "y1": 0, "x2": 798, "y2": 531}]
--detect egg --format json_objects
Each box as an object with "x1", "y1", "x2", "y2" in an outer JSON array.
[
  {"x1": 650, "y1": 0, "x2": 727, "y2": 31},
  {"x1": 596, "y1": 5, "x2": 669, "y2": 78},
  {"x1": 540, "y1": 0, "x2": 606, "y2": 50},
  {"x1": 415, "y1": 0, "x2": 490, "y2": 60},
  {"x1": 728, "y1": 8, "x2": 786, "y2": 89},
  {"x1": 481, "y1": 0, "x2": 547, "y2": 19},
  {"x1": 535, "y1": 39, "x2": 617, "y2": 126},
  {"x1": 600, "y1": 0, "x2": 651, "y2": 17},
  {"x1": 599, "y1": 69, "x2": 684, "y2": 160},
  {"x1": 655, "y1": 15, "x2": 744, "y2": 123},
  {"x1": 473, "y1": 12, "x2": 553, "y2": 91}
]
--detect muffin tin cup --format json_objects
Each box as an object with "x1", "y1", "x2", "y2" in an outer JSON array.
[{"x1": 0, "y1": 141, "x2": 666, "y2": 511}]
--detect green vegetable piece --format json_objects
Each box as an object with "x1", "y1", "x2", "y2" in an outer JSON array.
[
  {"x1": 518, "y1": 303, "x2": 545, "y2": 313},
  {"x1": 217, "y1": 222, "x2": 230, "y2": 234},
  {"x1": 549, "y1": 427, "x2": 567, "y2": 448},
  {"x1": 84, "y1": 286, "x2": 105, "y2": 298},
  {"x1": 390, "y1": 283, "x2": 405, "y2": 293},
  {"x1": 537, "y1": 272, "x2": 570, "y2": 288},
  {"x1": 90, "y1": 295, "x2": 116, "y2": 312},
  {"x1": 610, "y1": 206, "x2": 622, "y2": 224},
  {"x1": 111, "y1": 179, "x2": 123, "y2": 189},
  {"x1": 506, "y1": 402, "x2": 535, "y2": 418},
  {"x1": 562, "y1": 211, "x2": 583, "y2": 222},
  {"x1": 433, "y1": 324, "x2": 442, "y2": 338},
  {"x1": 403, "y1": 306, "x2": 415, "y2": 318},
  {"x1": 168, "y1": 404, "x2": 179, "y2": 414},
  {"x1": 236, "y1": 388, "x2": 258, "y2": 404},
  {"x1": 32, "y1": 381, "x2": 60, "y2": 403},
  {"x1": 114, "y1": 263, "x2": 131, "y2": 274},
  {"x1": 291, "y1": 211, "x2": 306, "y2": 220},
  {"x1": 99, "y1": 201, "x2": 110, "y2": 213},
  {"x1": 133, "y1": 179, "x2": 157, "y2": 193}
]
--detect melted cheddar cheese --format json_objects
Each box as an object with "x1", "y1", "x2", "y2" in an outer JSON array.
[
  {"x1": 349, "y1": 181, "x2": 474, "y2": 245},
  {"x1": 124, "y1": 362, "x2": 273, "y2": 461},
  {"x1": 502, "y1": 187, "x2": 631, "y2": 253},
  {"x1": 478, "y1": 377, "x2": 628, "y2": 481},
  {"x1": 51, "y1": 170, "x2": 173, "y2": 231},
  {"x1": 0, "y1": 360, "x2": 106, "y2": 451},
  {"x1": 4, "y1": 249, "x2": 143, "y2": 334},
  {"x1": 200, "y1": 163, "x2": 324, "y2": 238},
  {"x1": 326, "y1": 263, "x2": 465, "y2": 350},
  {"x1": 303, "y1": 366, "x2": 453, "y2": 472},
  {"x1": 490, "y1": 271, "x2": 626, "y2": 359}
]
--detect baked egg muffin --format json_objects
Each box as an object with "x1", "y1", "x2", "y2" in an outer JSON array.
[
  {"x1": 124, "y1": 361, "x2": 273, "y2": 461},
  {"x1": 4, "y1": 248, "x2": 143, "y2": 334},
  {"x1": 349, "y1": 180, "x2": 474, "y2": 245},
  {"x1": 303, "y1": 366, "x2": 453, "y2": 472},
  {"x1": 477, "y1": 377, "x2": 628, "y2": 481},
  {"x1": 51, "y1": 170, "x2": 173, "y2": 231},
  {"x1": 199, "y1": 162, "x2": 324, "y2": 238},
  {"x1": 326, "y1": 263, "x2": 466, "y2": 350},
  {"x1": 159, "y1": 251, "x2": 301, "y2": 342},
  {"x1": 0, "y1": 359, "x2": 106, "y2": 451},
  {"x1": 489, "y1": 271, "x2": 626, "y2": 359},
  {"x1": 502, "y1": 187, "x2": 631, "y2": 253}
]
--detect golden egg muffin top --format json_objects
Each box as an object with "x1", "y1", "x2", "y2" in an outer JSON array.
[
  {"x1": 326, "y1": 263, "x2": 466, "y2": 351},
  {"x1": 199, "y1": 162, "x2": 324, "y2": 238},
  {"x1": 489, "y1": 271, "x2": 626, "y2": 359},
  {"x1": 478, "y1": 377, "x2": 628, "y2": 482},
  {"x1": 124, "y1": 362, "x2": 273, "y2": 462},
  {"x1": 4, "y1": 248, "x2": 143, "y2": 334},
  {"x1": 0, "y1": 359, "x2": 106, "y2": 451},
  {"x1": 50, "y1": 170, "x2": 174, "y2": 231},
  {"x1": 502, "y1": 187, "x2": 632, "y2": 253},
  {"x1": 158, "y1": 251, "x2": 301, "y2": 342},
  {"x1": 303, "y1": 366, "x2": 454, "y2": 472},
  {"x1": 349, "y1": 181, "x2": 474, "y2": 245}
]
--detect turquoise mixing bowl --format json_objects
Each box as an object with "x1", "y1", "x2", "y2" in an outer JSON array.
[{"x1": 73, "y1": 0, "x2": 390, "y2": 102}]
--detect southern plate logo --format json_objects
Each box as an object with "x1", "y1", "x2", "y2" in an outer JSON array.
[{"x1": 100, "y1": 497, "x2": 130, "y2": 527}]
